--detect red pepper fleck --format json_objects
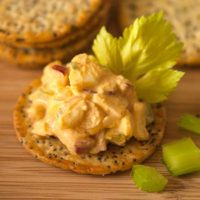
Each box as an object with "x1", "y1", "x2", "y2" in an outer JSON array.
[
  {"x1": 52, "y1": 65, "x2": 67, "y2": 75},
  {"x1": 75, "y1": 138, "x2": 95, "y2": 154}
]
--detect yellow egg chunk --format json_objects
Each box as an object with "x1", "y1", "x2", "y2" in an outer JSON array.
[
  {"x1": 80, "y1": 102, "x2": 104, "y2": 135},
  {"x1": 41, "y1": 61, "x2": 69, "y2": 94},
  {"x1": 69, "y1": 54, "x2": 103, "y2": 91},
  {"x1": 61, "y1": 97, "x2": 87, "y2": 129},
  {"x1": 28, "y1": 54, "x2": 152, "y2": 155}
]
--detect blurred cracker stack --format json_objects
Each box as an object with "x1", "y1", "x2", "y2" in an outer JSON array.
[
  {"x1": 118, "y1": 0, "x2": 200, "y2": 66},
  {"x1": 0, "y1": 0, "x2": 111, "y2": 68}
]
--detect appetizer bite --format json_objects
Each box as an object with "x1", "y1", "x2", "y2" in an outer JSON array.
[{"x1": 14, "y1": 12, "x2": 184, "y2": 175}]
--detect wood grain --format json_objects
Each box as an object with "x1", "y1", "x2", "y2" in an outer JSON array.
[
  {"x1": 1, "y1": 8, "x2": 200, "y2": 200},
  {"x1": 1, "y1": 62, "x2": 200, "y2": 200}
]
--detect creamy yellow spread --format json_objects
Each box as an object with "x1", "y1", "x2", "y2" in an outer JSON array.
[{"x1": 28, "y1": 54, "x2": 151, "y2": 155}]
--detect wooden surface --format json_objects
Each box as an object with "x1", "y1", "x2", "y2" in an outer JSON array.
[
  {"x1": 0, "y1": 62, "x2": 200, "y2": 200},
  {"x1": 1, "y1": 8, "x2": 200, "y2": 199}
]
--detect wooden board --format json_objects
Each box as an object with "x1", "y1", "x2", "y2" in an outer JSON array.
[
  {"x1": 1, "y1": 7, "x2": 200, "y2": 199},
  {"x1": 1, "y1": 63, "x2": 200, "y2": 200}
]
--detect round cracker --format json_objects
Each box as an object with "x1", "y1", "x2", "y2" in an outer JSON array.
[
  {"x1": 117, "y1": 0, "x2": 200, "y2": 66},
  {"x1": 0, "y1": 12, "x2": 108, "y2": 69},
  {"x1": 14, "y1": 79, "x2": 166, "y2": 175},
  {"x1": 1, "y1": 1, "x2": 110, "y2": 49},
  {"x1": 0, "y1": 0, "x2": 102, "y2": 44}
]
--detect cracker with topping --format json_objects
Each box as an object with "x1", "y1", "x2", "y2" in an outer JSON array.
[{"x1": 14, "y1": 54, "x2": 165, "y2": 175}]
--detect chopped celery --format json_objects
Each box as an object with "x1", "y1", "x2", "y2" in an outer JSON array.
[
  {"x1": 131, "y1": 165, "x2": 168, "y2": 192},
  {"x1": 162, "y1": 137, "x2": 200, "y2": 176},
  {"x1": 178, "y1": 114, "x2": 200, "y2": 134}
]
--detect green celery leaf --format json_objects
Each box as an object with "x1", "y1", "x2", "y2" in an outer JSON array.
[
  {"x1": 178, "y1": 114, "x2": 200, "y2": 134},
  {"x1": 92, "y1": 27, "x2": 123, "y2": 74},
  {"x1": 119, "y1": 12, "x2": 183, "y2": 80},
  {"x1": 92, "y1": 12, "x2": 184, "y2": 103},
  {"x1": 134, "y1": 68, "x2": 184, "y2": 103}
]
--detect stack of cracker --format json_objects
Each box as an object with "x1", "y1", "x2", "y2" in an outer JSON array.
[
  {"x1": 0, "y1": 0, "x2": 110, "y2": 68},
  {"x1": 118, "y1": 0, "x2": 200, "y2": 65}
]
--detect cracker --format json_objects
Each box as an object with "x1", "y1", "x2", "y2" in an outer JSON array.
[
  {"x1": 0, "y1": 0, "x2": 101, "y2": 44},
  {"x1": 14, "y1": 79, "x2": 166, "y2": 175},
  {"x1": 0, "y1": 14, "x2": 107, "y2": 68},
  {"x1": 1, "y1": 1, "x2": 110, "y2": 49},
  {"x1": 118, "y1": 0, "x2": 200, "y2": 65}
]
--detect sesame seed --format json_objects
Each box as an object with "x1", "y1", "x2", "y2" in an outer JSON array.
[
  {"x1": 114, "y1": 160, "x2": 118, "y2": 165},
  {"x1": 156, "y1": 104, "x2": 162, "y2": 108},
  {"x1": 98, "y1": 156, "x2": 102, "y2": 161},
  {"x1": 150, "y1": 137, "x2": 156, "y2": 144},
  {"x1": 53, "y1": 32, "x2": 57, "y2": 38},
  {"x1": 16, "y1": 38, "x2": 25, "y2": 42}
]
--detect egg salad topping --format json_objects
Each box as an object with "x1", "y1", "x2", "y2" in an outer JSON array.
[{"x1": 27, "y1": 54, "x2": 151, "y2": 155}]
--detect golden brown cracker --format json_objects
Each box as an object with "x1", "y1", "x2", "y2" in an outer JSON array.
[
  {"x1": 0, "y1": 16, "x2": 107, "y2": 68},
  {"x1": 14, "y1": 79, "x2": 166, "y2": 175},
  {"x1": 1, "y1": 1, "x2": 111, "y2": 49},
  {"x1": 0, "y1": 0, "x2": 102, "y2": 44}
]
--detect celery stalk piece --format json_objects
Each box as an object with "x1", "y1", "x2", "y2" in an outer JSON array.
[
  {"x1": 162, "y1": 137, "x2": 200, "y2": 176},
  {"x1": 178, "y1": 114, "x2": 200, "y2": 134},
  {"x1": 131, "y1": 165, "x2": 168, "y2": 192}
]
